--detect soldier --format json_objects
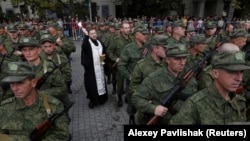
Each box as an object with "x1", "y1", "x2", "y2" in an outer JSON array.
[
  {"x1": 129, "y1": 35, "x2": 167, "y2": 125},
  {"x1": 17, "y1": 37, "x2": 69, "y2": 107},
  {"x1": 39, "y1": 33, "x2": 72, "y2": 95},
  {"x1": 132, "y1": 44, "x2": 197, "y2": 125},
  {"x1": 0, "y1": 37, "x2": 20, "y2": 101},
  {"x1": 229, "y1": 28, "x2": 248, "y2": 50},
  {"x1": 197, "y1": 43, "x2": 240, "y2": 91},
  {"x1": 216, "y1": 23, "x2": 234, "y2": 44},
  {"x1": 18, "y1": 23, "x2": 29, "y2": 37},
  {"x1": 0, "y1": 24, "x2": 7, "y2": 41},
  {"x1": 0, "y1": 61, "x2": 70, "y2": 140},
  {"x1": 4, "y1": 24, "x2": 22, "y2": 60},
  {"x1": 204, "y1": 21, "x2": 218, "y2": 52},
  {"x1": 169, "y1": 51, "x2": 250, "y2": 125},
  {"x1": 185, "y1": 26, "x2": 196, "y2": 48},
  {"x1": 117, "y1": 25, "x2": 150, "y2": 125},
  {"x1": 185, "y1": 34, "x2": 208, "y2": 70},
  {"x1": 107, "y1": 21, "x2": 133, "y2": 106},
  {"x1": 167, "y1": 20, "x2": 186, "y2": 45},
  {"x1": 46, "y1": 22, "x2": 76, "y2": 60}
]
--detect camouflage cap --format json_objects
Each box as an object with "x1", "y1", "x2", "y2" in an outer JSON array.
[
  {"x1": 212, "y1": 51, "x2": 250, "y2": 71},
  {"x1": 18, "y1": 23, "x2": 28, "y2": 30},
  {"x1": 153, "y1": 26, "x2": 164, "y2": 34},
  {"x1": 204, "y1": 21, "x2": 217, "y2": 29},
  {"x1": 109, "y1": 22, "x2": 115, "y2": 27},
  {"x1": 28, "y1": 25, "x2": 36, "y2": 31},
  {"x1": 190, "y1": 34, "x2": 207, "y2": 46},
  {"x1": 98, "y1": 22, "x2": 105, "y2": 26},
  {"x1": 133, "y1": 25, "x2": 149, "y2": 35},
  {"x1": 7, "y1": 24, "x2": 18, "y2": 32},
  {"x1": 114, "y1": 23, "x2": 120, "y2": 30},
  {"x1": 151, "y1": 35, "x2": 168, "y2": 47},
  {"x1": 1, "y1": 62, "x2": 35, "y2": 83},
  {"x1": 39, "y1": 30, "x2": 50, "y2": 36},
  {"x1": 229, "y1": 28, "x2": 249, "y2": 39},
  {"x1": 166, "y1": 44, "x2": 190, "y2": 57},
  {"x1": 186, "y1": 26, "x2": 195, "y2": 33},
  {"x1": 171, "y1": 20, "x2": 186, "y2": 28},
  {"x1": 46, "y1": 21, "x2": 58, "y2": 29},
  {"x1": 40, "y1": 33, "x2": 55, "y2": 44},
  {"x1": 18, "y1": 37, "x2": 40, "y2": 49}
]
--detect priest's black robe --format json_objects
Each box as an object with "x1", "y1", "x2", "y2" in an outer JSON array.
[{"x1": 81, "y1": 36, "x2": 108, "y2": 105}]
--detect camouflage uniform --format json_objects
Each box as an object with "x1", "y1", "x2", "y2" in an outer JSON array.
[
  {"x1": 185, "y1": 34, "x2": 207, "y2": 70},
  {"x1": 39, "y1": 34, "x2": 72, "y2": 95},
  {"x1": 169, "y1": 51, "x2": 250, "y2": 125},
  {"x1": 132, "y1": 44, "x2": 197, "y2": 125},
  {"x1": 167, "y1": 20, "x2": 187, "y2": 45},
  {"x1": 107, "y1": 27, "x2": 133, "y2": 106},
  {"x1": 18, "y1": 37, "x2": 69, "y2": 107},
  {"x1": 129, "y1": 36, "x2": 167, "y2": 124},
  {"x1": 117, "y1": 25, "x2": 150, "y2": 111},
  {"x1": 0, "y1": 62, "x2": 70, "y2": 140}
]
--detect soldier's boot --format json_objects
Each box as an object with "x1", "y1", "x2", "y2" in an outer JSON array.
[
  {"x1": 117, "y1": 95, "x2": 123, "y2": 107},
  {"x1": 129, "y1": 115, "x2": 136, "y2": 125}
]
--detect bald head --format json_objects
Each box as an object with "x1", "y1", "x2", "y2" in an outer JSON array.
[{"x1": 217, "y1": 43, "x2": 240, "y2": 53}]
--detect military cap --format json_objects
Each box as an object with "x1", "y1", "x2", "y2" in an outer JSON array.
[
  {"x1": 114, "y1": 23, "x2": 120, "y2": 30},
  {"x1": 98, "y1": 22, "x2": 105, "y2": 26},
  {"x1": 186, "y1": 26, "x2": 195, "y2": 33},
  {"x1": 1, "y1": 62, "x2": 35, "y2": 83},
  {"x1": 212, "y1": 51, "x2": 250, "y2": 71},
  {"x1": 46, "y1": 21, "x2": 58, "y2": 29},
  {"x1": 40, "y1": 33, "x2": 55, "y2": 44},
  {"x1": 18, "y1": 37, "x2": 40, "y2": 49},
  {"x1": 229, "y1": 28, "x2": 249, "y2": 39},
  {"x1": 39, "y1": 30, "x2": 50, "y2": 36},
  {"x1": 109, "y1": 22, "x2": 115, "y2": 27},
  {"x1": 171, "y1": 20, "x2": 186, "y2": 28},
  {"x1": 18, "y1": 23, "x2": 28, "y2": 30},
  {"x1": 133, "y1": 25, "x2": 149, "y2": 35},
  {"x1": 151, "y1": 35, "x2": 168, "y2": 47},
  {"x1": 56, "y1": 25, "x2": 64, "y2": 31},
  {"x1": 204, "y1": 21, "x2": 217, "y2": 29},
  {"x1": 7, "y1": 24, "x2": 18, "y2": 32},
  {"x1": 166, "y1": 44, "x2": 190, "y2": 57},
  {"x1": 153, "y1": 26, "x2": 164, "y2": 34},
  {"x1": 28, "y1": 25, "x2": 36, "y2": 32},
  {"x1": 190, "y1": 34, "x2": 207, "y2": 46}
]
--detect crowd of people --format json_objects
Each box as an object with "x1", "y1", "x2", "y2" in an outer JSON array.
[
  {"x1": 1, "y1": 14, "x2": 250, "y2": 140},
  {"x1": 80, "y1": 15, "x2": 250, "y2": 126}
]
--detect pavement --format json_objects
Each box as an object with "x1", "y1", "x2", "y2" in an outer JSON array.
[{"x1": 68, "y1": 40, "x2": 130, "y2": 141}]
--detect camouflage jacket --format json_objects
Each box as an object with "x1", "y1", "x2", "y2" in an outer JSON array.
[
  {"x1": 0, "y1": 92, "x2": 70, "y2": 140},
  {"x1": 169, "y1": 84, "x2": 246, "y2": 125},
  {"x1": 132, "y1": 66, "x2": 197, "y2": 125},
  {"x1": 117, "y1": 42, "x2": 150, "y2": 79},
  {"x1": 106, "y1": 34, "x2": 133, "y2": 62}
]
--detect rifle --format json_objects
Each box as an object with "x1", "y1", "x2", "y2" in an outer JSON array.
[
  {"x1": 146, "y1": 50, "x2": 213, "y2": 125},
  {"x1": 0, "y1": 54, "x2": 6, "y2": 73},
  {"x1": 35, "y1": 62, "x2": 65, "y2": 89},
  {"x1": 29, "y1": 102, "x2": 73, "y2": 141}
]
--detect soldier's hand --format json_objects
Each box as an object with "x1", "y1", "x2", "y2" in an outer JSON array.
[{"x1": 154, "y1": 105, "x2": 168, "y2": 117}]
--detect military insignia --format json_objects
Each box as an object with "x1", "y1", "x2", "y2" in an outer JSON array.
[
  {"x1": 235, "y1": 52, "x2": 244, "y2": 60},
  {"x1": 8, "y1": 62, "x2": 18, "y2": 71},
  {"x1": 23, "y1": 38, "x2": 29, "y2": 43},
  {"x1": 179, "y1": 44, "x2": 186, "y2": 50}
]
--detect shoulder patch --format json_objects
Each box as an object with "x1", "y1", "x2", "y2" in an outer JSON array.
[{"x1": 0, "y1": 97, "x2": 15, "y2": 106}]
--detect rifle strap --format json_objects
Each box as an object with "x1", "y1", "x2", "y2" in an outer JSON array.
[
  {"x1": 43, "y1": 61, "x2": 48, "y2": 74},
  {"x1": 56, "y1": 54, "x2": 61, "y2": 65},
  {"x1": 42, "y1": 94, "x2": 52, "y2": 117},
  {"x1": 141, "y1": 48, "x2": 148, "y2": 59}
]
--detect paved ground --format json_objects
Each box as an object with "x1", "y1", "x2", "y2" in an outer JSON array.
[{"x1": 68, "y1": 40, "x2": 129, "y2": 141}]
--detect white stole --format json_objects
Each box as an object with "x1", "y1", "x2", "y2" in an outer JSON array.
[{"x1": 89, "y1": 39, "x2": 106, "y2": 95}]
